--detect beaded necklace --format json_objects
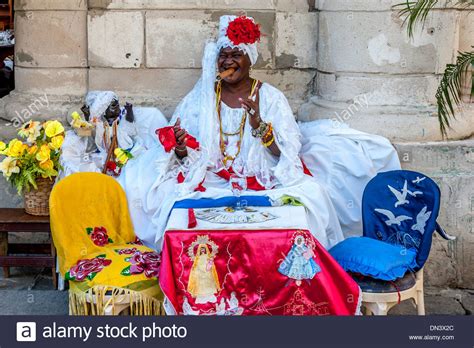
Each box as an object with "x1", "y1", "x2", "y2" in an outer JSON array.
[{"x1": 216, "y1": 79, "x2": 259, "y2": 167}]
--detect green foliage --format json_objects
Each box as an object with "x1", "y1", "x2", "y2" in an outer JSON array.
[
  {"x1": 436, "y1": 51, "x2": 474, "y2": 137},
  {"x1": 394, "y1": 0, "x2": 474, "y2": 137}
]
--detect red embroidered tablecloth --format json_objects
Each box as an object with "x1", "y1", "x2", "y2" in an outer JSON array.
[{"x1": 159, "y1": 229, "x2": 361, "y2": 315}]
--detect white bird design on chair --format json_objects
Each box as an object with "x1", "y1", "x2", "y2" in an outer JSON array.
[
  {"x1": 375, "y1": 209, "x2": 412, "y2": 226},
  {"x1": 411, "y1": 206, "x2": 432, "y2": 234},
  {"x1": 412, "y1": 176, "x2": 426, "y2": 184},
  {"x1": 405, "y1": 188, "x2": 423, "y2": 197},
  {"x1": 388, "y1": 180, "x2": 410, "y2": 207}
]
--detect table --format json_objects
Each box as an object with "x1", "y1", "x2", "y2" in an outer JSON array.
[
  {"x1": 166, "y1": 205, "x2": 310, "y2": 231},
  {"x1": 0, "y1": 208, "x2": 57, "y2": 287},
  {"x1": 159, "y1": 206, "x2": 360, "y2": 316}
]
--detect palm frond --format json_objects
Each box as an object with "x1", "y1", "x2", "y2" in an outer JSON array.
[
  {"x1": 436, "y1": 50, "x2": 474, "y2": 138},
  {"x1": 393, "y1": 0, "x2": 472, "y2": 39},
  {"x1": 393, "y1": 0, "x2": 439, "y2": 38}
]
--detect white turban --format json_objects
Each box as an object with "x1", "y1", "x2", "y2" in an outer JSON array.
[
  {"x1": 85, "y1": 91, "x2": 119, "y2": 120},
  {"x1": 216, "y1": 15, "x2": 259, "y2": 66}
]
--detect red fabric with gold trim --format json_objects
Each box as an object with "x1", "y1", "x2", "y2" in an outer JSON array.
[{"x1": 159, "y1": 229, "x2": 360, "y2": 316}]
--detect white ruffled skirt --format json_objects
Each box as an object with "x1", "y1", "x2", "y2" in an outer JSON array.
[
  {"x1": 298, "y1": 120, "x2": 401, "y2": 238},
  {"x1": 119, "y1": 120, "x2": 401, "y2": 250}
]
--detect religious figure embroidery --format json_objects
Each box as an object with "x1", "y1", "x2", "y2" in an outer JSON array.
[
  {"x1": 224, "y1": 292, "x2": 244, "y2": 315},
  {"x1": 181, "y1": 291, "x2": 243, "y2": 316},
  {"x1": 278, "y1": 230, "x2": 321, "y2": 286},
  {"x1": 187, "y1": 235, "x2": 221, "y2": 304},
  {"x1": 283, "y1": 289, "x2": 330, "y2": 316}
]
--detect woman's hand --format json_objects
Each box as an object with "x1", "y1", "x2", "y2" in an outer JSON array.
[
  {"x1": 173, "y1": 118, "x2": 188, "y2": 158},
  {"x1": 239, "y1": 97, "x2": 261, "y2": 129}
]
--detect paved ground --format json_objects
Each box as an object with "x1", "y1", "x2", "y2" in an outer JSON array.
[{"x1": 0, "y1": 267, "x2": 472, "y2": 315}]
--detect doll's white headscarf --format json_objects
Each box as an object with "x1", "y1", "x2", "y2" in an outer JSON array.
[{"x1": 86, "y1": 91, "x2": 119, "y2": 121}]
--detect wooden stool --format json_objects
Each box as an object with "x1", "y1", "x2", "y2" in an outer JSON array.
[{"x1": 0, "y1": 208, "x2": 57, "y2": 288}]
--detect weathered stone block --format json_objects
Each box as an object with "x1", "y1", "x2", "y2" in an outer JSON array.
[
  {"x1": 253, "y1": 68, "x2": 315, "y2": 111},
  {"x1": 275, "y1": 12, "x2": 318, "y2": 69},
  {"x1": 316, "y1": 73, "x2": 439, "y2": 105},
  {"x1": 0, "y1": 92, "x2": 83, "y2": 126},
  {"x1": 146, "y1": 11, "x2": 217, "y2": 69},
  {"x1": 318, "y1": 10, "x2": 458, "y2": 74},
  {"x1": 317, "y1": 0, "x2": 456, "y2": 11},
  {"x1": 15, "y1": 0, "x2": 87, "y2": 10},
  {"x1": 425, "y1": 175, "x2": 474, "y2": 288},
  {"x1": 298, "y1": 98, "x2": 474, "y2": 142},
  {"x1": 15, "y1": 11, "x2": 87, "y2": 68},
  {"x1": 88, "y1": 0, "x2": 277, "y2": 10},
  {"x1": 88, "y1": 67, "x2": 201, "y2": 99},
  {"x1": 146, "y1": 10, "x2": 274, "y2": 69},
  {"x1": 394, "y1": 140, "x2": 474, "y2": 288},
  {"x1": 459, "y1": 10, "x2": 474, "y2": 51},
  {"x1": 276, "y1": 0, "x2": 312, "y2": 13},
  {"x1": 395, "y1": 140, "x2": 474, "y2": 174},
  {"x1": 88, "y1": 10, "x2": 144, "y2": 68},
  {"x1": 15, "y1": 68, "x2": 88, "y2": 96}
]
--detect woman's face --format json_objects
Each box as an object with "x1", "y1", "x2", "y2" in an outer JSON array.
[{"x1": 217, "y1": 47, "x2": 252, "y2": 84}]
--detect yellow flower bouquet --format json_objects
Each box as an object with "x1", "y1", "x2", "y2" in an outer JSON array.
[
  {"x1": 0, "y1": 120, "x2": 65, "y2": 215},
  {"x1": 70, "y1": 111, "x2": 93, "y2": 137}
]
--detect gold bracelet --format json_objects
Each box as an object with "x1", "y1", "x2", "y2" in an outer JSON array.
[
  {"x1": 262, "y1": 124, "x2": 273, "y2": 141},
  {"x1": 263, "y1": 134, "x2": 275, "y2": 147}
]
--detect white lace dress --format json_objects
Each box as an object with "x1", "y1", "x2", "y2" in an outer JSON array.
[{"x1": 119, "y1": 83, "x2": 351, "y2": 250}]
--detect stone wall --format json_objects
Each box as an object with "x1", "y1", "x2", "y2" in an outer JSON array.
[
  {"x1": 0, "y1": 0, "x2": 472, "y2": 289},
  {"x1": 2, "y1": 0, "x2": 473, "y2": 139},
  {"x1": 6, "y1": 0, "x2": 318, "y2": 119}
]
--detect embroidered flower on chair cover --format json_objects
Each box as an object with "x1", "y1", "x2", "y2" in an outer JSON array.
[
  {"x1": 86, "y1": 226, "x2": 113, "y2": 247},
  {"x1": 114, "y1": 247, "x2": 138, "y2": 255},
  {"x1": 127, "y1": 236, "x2": 144, "y2": 246},
  {"x1": 66, "y1": 255, "x2": 112, "y2": 282},
  {"x1": 226, "y1": 16, "x2": 261, "y2": 45},
  {"x1": 121, "y1": 251, "x2": 161, "y2": 278}
]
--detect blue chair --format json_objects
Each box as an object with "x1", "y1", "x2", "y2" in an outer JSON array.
[{"x1": 330, "y1": 170, "x2": 455, "y2": 315}]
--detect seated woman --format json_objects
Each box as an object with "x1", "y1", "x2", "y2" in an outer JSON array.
[
  {"x1": 60, "y1": 91, "x2": 167, "y2": 178},
  {"x1": 120, "y1": 15, "x2": 400, "y2": 250}
]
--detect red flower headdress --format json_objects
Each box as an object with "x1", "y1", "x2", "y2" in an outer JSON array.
[{"x1": 226, "y1": 16, "x2": 261, "y2": 46}]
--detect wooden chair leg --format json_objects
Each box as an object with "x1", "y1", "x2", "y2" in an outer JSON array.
[{"x1": 0, "y1": 232, "x2": 9, "y2": 278}]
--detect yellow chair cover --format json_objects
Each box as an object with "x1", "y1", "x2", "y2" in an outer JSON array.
[{"x1": 50, "y1": 172, "x2": 164, "y2": 315}]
